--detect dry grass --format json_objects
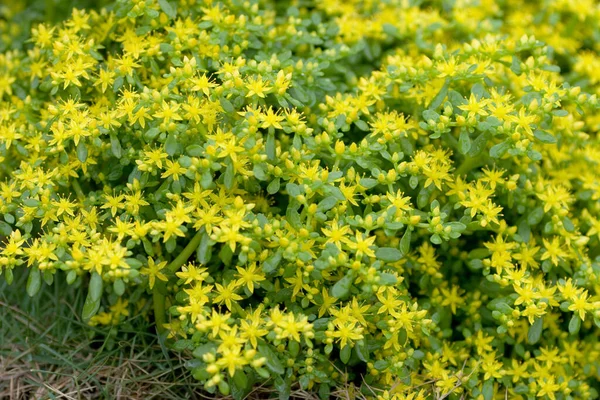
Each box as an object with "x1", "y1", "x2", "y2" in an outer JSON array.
[
  {"x1": 0, "y1": 275, "x2": 468, "y2": 400},
  {"x1": 0, "y1": 272, "x2": 342, "y2": 400},
  {"x1": 0, "y1": 270, "x2": 205, "y2": 399}
]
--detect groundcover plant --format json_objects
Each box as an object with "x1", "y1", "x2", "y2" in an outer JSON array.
[{"x1": 2, "y1": 0, "x2": 600, "y2": 398}]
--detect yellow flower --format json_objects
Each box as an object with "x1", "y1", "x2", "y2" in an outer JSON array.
[
  {"x1": 161, "y1": 159, "x2": 188, "y2": 180},
  {"x1": 345, "y1": 231, "x2": 376, "y2": 258},
  {"x1": 176, "y1": 264, "x2": 209, "y2": 285},
  {"x1": 245, "y1": 75, "x2": 272, "y2": 98},
  {"x1": 214, "y1": 281, "x2": 243, "y2": 311},
  {"x1": 541, "y1": 237, "x2": 568, "y2": 266},
  {"x1": 235, "y1": 263, "x2": 265, "y2": 293},
  {"x1": 321, "y1": 219, "x2": 351, "y2": 249},
  {"x1": 568, "y1": 290, "x2": 591, "y2": 321},
  {"x1": 141, "y1": 257, "x2": 168, "y2": 289},
  {"x1": 330, "y1": 321, "x2": 363, "y2": 348}
]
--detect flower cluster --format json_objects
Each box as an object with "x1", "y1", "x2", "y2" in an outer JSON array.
[{"x1": 2, "y1": 0, "x2": 600, "y2": 399}]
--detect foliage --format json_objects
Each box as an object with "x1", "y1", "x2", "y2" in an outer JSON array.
[
  {"x1": 0, "y1": 268, "x2": 205, "y2": 399},
  {"x1": 2, "y1": 0, "x2": 600, "y2": 399}
]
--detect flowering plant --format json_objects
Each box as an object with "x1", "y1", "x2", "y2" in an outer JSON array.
[{"x1": 2, "y1": 0, "x2": 600, "y2": 398}]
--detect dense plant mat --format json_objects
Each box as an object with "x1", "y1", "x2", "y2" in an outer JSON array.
[{"x1": 2, "y1": 0, "x2": 600, "y2": 399}]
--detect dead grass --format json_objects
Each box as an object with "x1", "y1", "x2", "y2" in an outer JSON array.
[{"x1": 0, "y1": 272, "x2": 344, "y2": 399}]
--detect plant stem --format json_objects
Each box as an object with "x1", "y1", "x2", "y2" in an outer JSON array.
[
  {"x1": 45, "y1": 0, "x2": 55, "y2": 22},
  {"x1": 455, "y1": 155, "x2": 485, "y2": 177},
  {"x1": 153, "y1": 230, "x2": 204, "y2": 333},
  {"x1": 166, "y1": 230, "x2": 204, "y2": 273},
  {"x1": 71, "y1": 179, "x2": 85, "y2": 202},
  {"x1": 153, "y1": 285, "x2": 166, "y2": 333}
]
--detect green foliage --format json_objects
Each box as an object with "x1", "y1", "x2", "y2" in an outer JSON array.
[{"x1": 2, "y1": 0, "x2": 600, "y2": 399}]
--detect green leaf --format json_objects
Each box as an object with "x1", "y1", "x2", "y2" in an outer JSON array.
[
  {"x1": 288, "y1": 340, "x2": 299, "y2": 357},
  {"x1": 527, "y1": 206, "x2": 544, "y2": 226},
  {"x1": 82, "y1": 294, "x2": 101, "y2": 321},
  {"x1": 274, "y1": 376, "x2": 291, "y2": 400},
  {"x1": 448, "y1": 90, "x2": 466, "y2": 106},
  {"x1": 318, "y1": 384, "x2": 331, "y2": 400},
  {"x1": 76, "y1": 141, "x2": 88, "y2": 162},
  {"x1": 290, "y1": 86, "x2": 308, "y2": 103},
  {"x1": 233, "y1": 370, "x2": 249, "y2": 390},
  {"x1": 4, "y1": 214, "x2": 14, "y2": 224},
  {"x1": 428, "y1": 78, "x2": 449, "y2": 110},
  {"x1": 89, "y1": 272, "x2": 104, "y2": 301},
  {"x1": 359, "y1": 178, "x2": 378, "y2": 189},
  {"x1": 111, "y1": 135, "x2": 122, "y2": 158},
  {"x1": 482, "y1": 379, "x2": 494, "y2": 400},
  {"x1": 568, "y1": 315, "x2": 581, "y2": 335},
  {"x1": 197, "y1": 232, "x2": 213, "y2": 264},
  {"x1": 527, "y1": 149, "x2": 542, "y2": 161},
  {"x1": 471, "y1": 83, "x2": 487, "y2": 98},
  {"x1": 220, "y1": 96, "x2": 234, "y2": 113},
  {"x1": 218, "y1": 381, "x2": 230, "y2": 396},
  {"x1": 335, "y1": 114, "x2": 346, "y2": 129},
  {"x1": 262, "y1": 251, "x2": 282, "y2": 274},
  {"x1": 379, "y1": 273, "x2": 398, "y2": 285},
  {"x1": 373, "y1": 360, "x2": 389, "y2": 370},
  {"x1": 0, "y1": 221, "x2": 12, "y2": 236},
  {"x1": 285, "y1": 183, "x2": 301, "y2": 197},
  {"x1": 331, "y1": 272, "x2": 354, "y2": 299},
  {"x1": 267, "y1": 178, "x2": 280, "y2": 194},
  {"x1": 43, "y1": 270, "x2": 53, "y2": 285},
  {"x1": 186, "y1": 144, "x2": 203, "y2": 157},
  {"x1": 355, "y1": 341, "x2": 369, "y2": 362},
  {"x1": 340, "y1": 345, "x2": 351, "y2": 364},
  {"x1": 157, "y1": 0, "x2": 177, "y2": 18},
  {"x1": 192, "y1": 343, "x2": 216, "y2": 359},
  {"x1": 165, "y1": 133, "x2": 178, "y2": 156},
  {"x1": 113, "y1": 279, "x2": 125, "y2": 296},
  {"x1": 26, "y1": 267, "x2": 41, "y2": 297},
  {"x1": 400, "y1": 229, "x2": 411, "y2": 255},
  {"x1": 200, "y1": 171, "x2": 212, "y2": 188},
  {"x1": 317, "y1": 196, "x2": 338, "y2": 212},
  {"x1": 417, "y1": 187, "x2": 432, "y2": 209},
  {"x1": 527, "y1": 317, "x2": 543, "y2": 344},
  {"x1": 459, "y1": 131, "x2": 471, "y2": 154},
  {"x1": 422, "y1": 109, "x2": 439, "y2": 122},
  {"x1": 144, "y1": 127, "x2": 160, "y2": 141},
  {"x1": 409, "y1": 175, "x2": 418, "y2": 189},
  {"x1": 510, "y1": 56, "x2": 522, "y2": 75},
  {"x1": 552, "y1": 109, "x2": 569, "y2": 117},
  {"x1": 375, "y1": 247, "x2": 402, "y2": 262},
  {"x1": 172, "y1": 339, "x2": 193, "y2": 351},
  {"x1": 231, "y1": 370, "x2": 250, "y2": 400},
  {"x1": 224, "y1": 163, "x2": 235, "y2": 189},
  {"x1": 447, "y1": 222, "x2": 466, "y2": 232},
  {"x1": 533, "y1": 129, "x2": 557, "y2": 144},
  {"x1": 66, "y1": 270, "x2": 77, "y2": 285},
  {"x1": 253, "y1": 164, "x2": 267, "y2": 181},
  {"x1": 5, "y1": 268, "x2": 13, "y2": 285},
  {"x1": 258, "y1": 344, "x2": 285, "y2": 375},
  {"x1": 355, "y1": 119, "x2": 369, "y2": 131},
  {"x1": 489, "y1": 141, "x2": 510, "y2": 158}
]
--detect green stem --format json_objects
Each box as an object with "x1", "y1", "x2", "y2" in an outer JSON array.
[
  {"x1": 153, "y1": 230, "x2": 204, "y2": 333},
  {"x1": 441, "y1": 132, "x2": 460, "y2": 153},
  {"x1": 45, "y1": 0, "x2": 55, "y2": 22},
  {"x1": 455, "y1": 155, "x2": 485, "y2": 177},
  {"x1": 166, "y1": 230, "x2": 204, "y2": 273},
  {"x1": 71, "y1": 179, "x2": 85, "y2": 202},
  {"x1": 153, "y1": 285, "x2": 166, "y2": 333}
]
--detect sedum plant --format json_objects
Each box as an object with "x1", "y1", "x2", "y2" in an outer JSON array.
[{"x1": 2, "y1": 0, "x2": 600, "y2": 399}]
